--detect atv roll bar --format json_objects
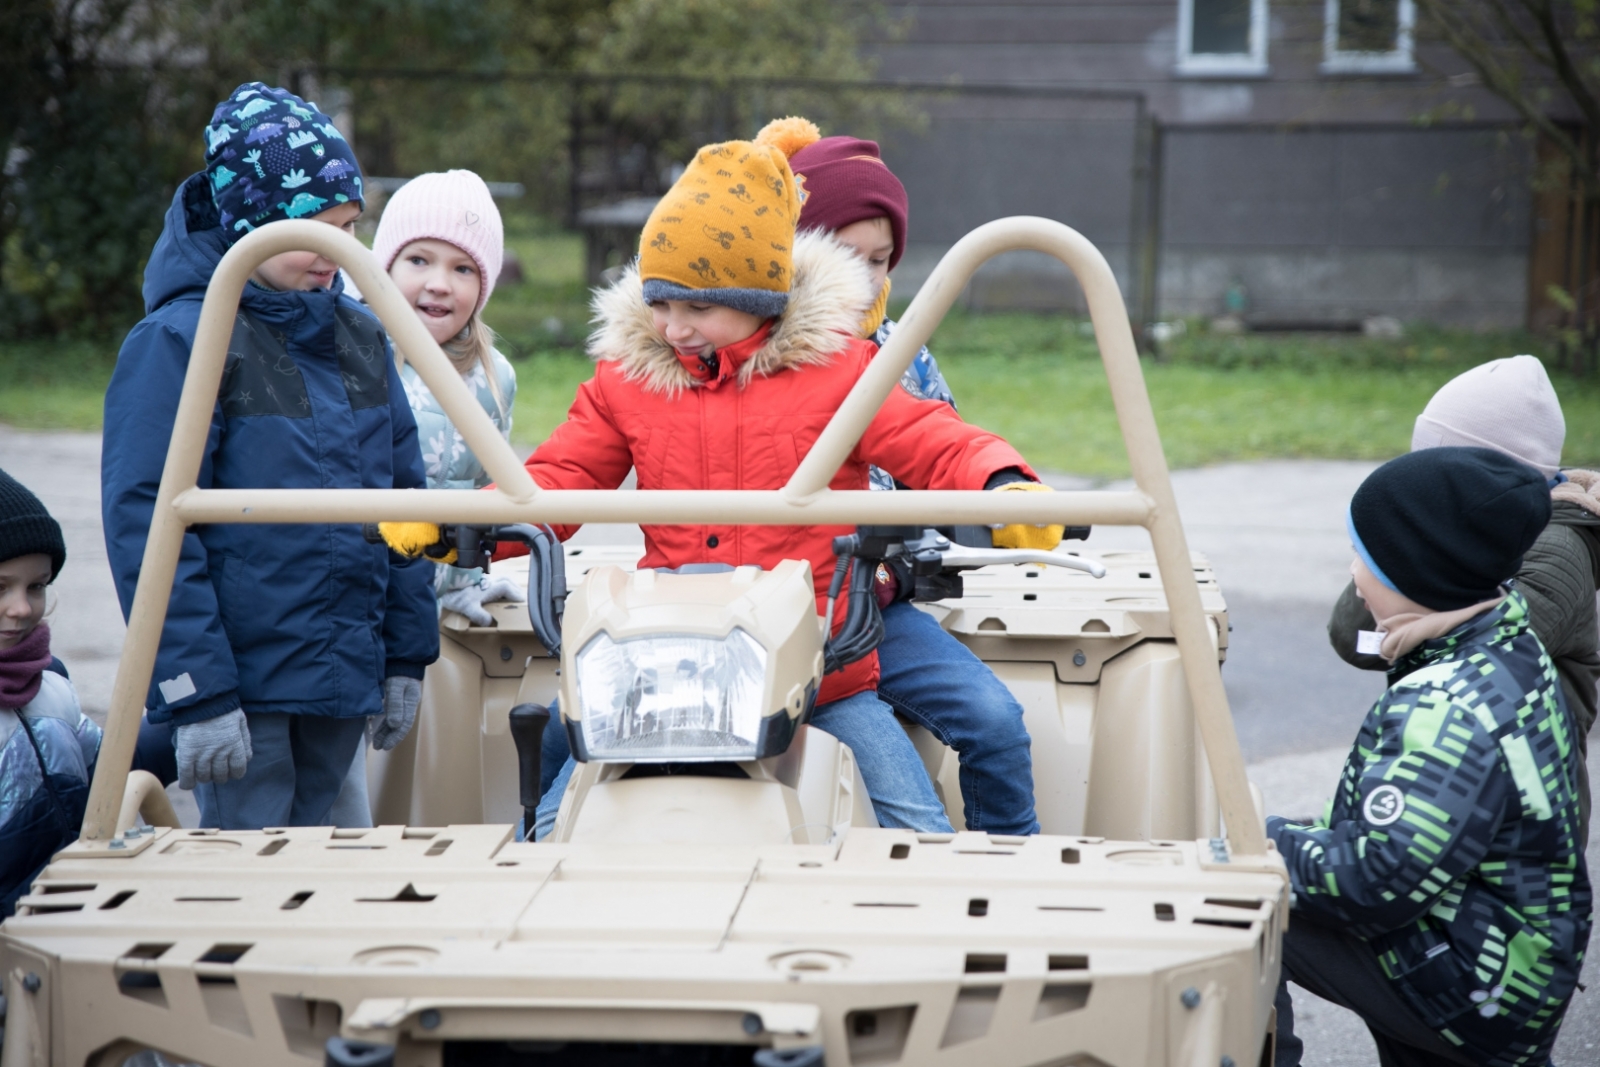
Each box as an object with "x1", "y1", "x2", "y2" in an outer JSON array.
[{"x1": 81, "y1": 217, "x2": 1267, "y2": 859}]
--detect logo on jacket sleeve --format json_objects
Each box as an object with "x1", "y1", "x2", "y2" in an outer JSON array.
[{"x1": 1362, "y1": 783, "x2": 1406, "y2": 826}]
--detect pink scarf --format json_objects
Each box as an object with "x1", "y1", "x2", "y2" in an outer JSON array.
[{"x1": 0, "y1": 624, "x2": 51, "y2": 710}]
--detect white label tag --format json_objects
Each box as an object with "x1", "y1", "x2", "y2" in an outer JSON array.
[
  {"x1": 1356, "y1": 630, "x2": 1385, "y2": 656},
  {"x1": 158, "y1": 672, "x2": 197, "y2": 704}
]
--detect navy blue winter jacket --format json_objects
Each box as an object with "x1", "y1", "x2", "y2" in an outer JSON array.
[{"x1": 102, "y1": 173, "x2": 438, "y2": 727}]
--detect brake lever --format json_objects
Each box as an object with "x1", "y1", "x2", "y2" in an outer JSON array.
[{"x1": 939, "y1": 546, "x2": 1107, "y2": 578}]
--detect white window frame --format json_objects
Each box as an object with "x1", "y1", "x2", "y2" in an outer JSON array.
[
  {"x1": 1322, "y1": 0, "x2": 1416, "y2": 74},
  {"x1": 1177, "y1": 0, "x2": 1270, "y2": 78}
]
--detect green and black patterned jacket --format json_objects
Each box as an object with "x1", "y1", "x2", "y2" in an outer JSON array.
[{"x1": 1271, "y1": 592, "x2": 1591, "y2": 1067}]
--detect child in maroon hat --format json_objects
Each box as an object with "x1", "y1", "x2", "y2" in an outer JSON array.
[
  {"x1": 790, "y1": 130, "x2": 1044, "y2": 837},
  {"x1": 790, "y1": 135, "x2": 956, "y2": 424}
]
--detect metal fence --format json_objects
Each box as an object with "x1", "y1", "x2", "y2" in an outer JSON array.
[{"x1": 320, "y1": 69, "x2": 1160, "y2": 321}]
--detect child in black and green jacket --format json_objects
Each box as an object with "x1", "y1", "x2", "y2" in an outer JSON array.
[{"x1": 1272, "y1": 447, "x2": 1590, "y2": 1067}]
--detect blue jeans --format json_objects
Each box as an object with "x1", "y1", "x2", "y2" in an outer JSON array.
[
  {"x1": 531, "y1": 689, "x2": 954, "y2": 840},
  {"x1": 195, "y1": 712, "x2": 368, "y2": 830},
  {"x1": 875, "y1": 600, "x2": 1039, "y2": 835}
]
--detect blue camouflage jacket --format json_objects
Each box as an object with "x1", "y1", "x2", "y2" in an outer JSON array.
[
  {"x1": 1269, "y1": 592, "x2": 1591, "y2": 1066},
  {"x1": 868, "y1": 317, "x2": 957, "y2": 491},
  {"x1": 102, "y1": 173, "x2": 439, "y2": 726}
]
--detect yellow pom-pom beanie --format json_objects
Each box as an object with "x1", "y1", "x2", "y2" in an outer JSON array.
[{"x1": 637, "y1": 117, "x2": 821, "y2": 318}]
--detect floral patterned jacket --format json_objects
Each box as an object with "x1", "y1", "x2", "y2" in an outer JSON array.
[
  {"x1": 868, "y1": 317, "x2": 957, "y2": 492},
  {"x1": 399, "y1": 348, "x2": 518, "y2": 591}
]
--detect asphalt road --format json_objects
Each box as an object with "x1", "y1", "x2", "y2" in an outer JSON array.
[{"x1": 3, "y1": 428, "x2": 1596, "y2": 1065}]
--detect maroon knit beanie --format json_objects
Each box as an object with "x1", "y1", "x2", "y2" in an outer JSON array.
[{"x1": 791, "y1": 136, "x2": 909, "y2": 269}]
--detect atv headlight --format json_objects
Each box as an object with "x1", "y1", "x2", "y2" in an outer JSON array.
[{"x1": 573, "y1": 629, "x2": 769, "y2": 761}]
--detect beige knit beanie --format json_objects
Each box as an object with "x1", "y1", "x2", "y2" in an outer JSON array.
[
  {"x1": 1411, "y1": 355, "x2": 1565, "y2": 478},
  {"x1": 372, "y1": 170, "x2": 504, "y2": 313}
]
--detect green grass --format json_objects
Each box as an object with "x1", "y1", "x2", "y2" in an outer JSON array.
[
  {"x1": 8, "y1": 228, "x2": 1600, "y2": 479},
  {"x1": 486, "y1": 230, "x2": 591, "y2": 355},
  {"x1": 0, "y1": 338, "x2": 117, "y2": 430},
  {"x1": 922, "y1": 314, "x2": 1600, "y2": 478}
]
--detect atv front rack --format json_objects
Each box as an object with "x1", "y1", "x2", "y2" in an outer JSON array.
[{"x1": 81, "y1": 216, "x2": 1269, "y2": 860}]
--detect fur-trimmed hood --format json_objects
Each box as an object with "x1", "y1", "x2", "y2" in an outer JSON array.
[
  {"x1": 1553, "y1": 468, "x2": 1600, "y2": 521},
  {"x1": 587, "y1": 229, "x2": 873, "y2": 395}
]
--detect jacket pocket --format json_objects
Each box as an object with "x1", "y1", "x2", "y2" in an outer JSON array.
[
  {"x1": 632, "y1": 425, "x2": 666, "y2": 489},
  {"x1": 215, "y1": 555, "x2": 258, "y2": 652},
  {"x1": 1375, "y1": 928, "x2": 1480, "y2": 1029},
  {"x1": 777, "y1": 432, "x2": 800, "y2": 474},
  {"x1": 215, "y1": 555, "x2": 239, "y2": 644}
]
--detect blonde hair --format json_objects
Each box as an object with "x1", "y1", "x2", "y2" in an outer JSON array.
[{"x1": 442, "y1": 310, "x2": 507, "y2": 422}]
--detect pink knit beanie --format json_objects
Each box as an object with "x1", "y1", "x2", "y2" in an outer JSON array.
[
  {"x1": 372, "y1": 170, "x2": 504, "y2": 314},
  {"x1": 1412, "y1": 355, "x2": 1565, "y2": 478}
]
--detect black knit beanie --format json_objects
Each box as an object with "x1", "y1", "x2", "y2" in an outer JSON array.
[
  {"x1": 1350, "y1": 447, "x2": 1550, "y2": 611},
  {"x1": 0, "y1": 467, "x2": 65, "y2": 580}
]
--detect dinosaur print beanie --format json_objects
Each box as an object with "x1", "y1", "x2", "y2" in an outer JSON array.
[
  {"x1": 204, "y1": 82, "x2": 364, "y2": 245},
  {"x1": 636, "y1": 117, "x2": 821, "y2": 318}
]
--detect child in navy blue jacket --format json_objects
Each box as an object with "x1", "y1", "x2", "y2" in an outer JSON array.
[{"x1": 101, "y1": 83, "x2": 438, "y2": 830}]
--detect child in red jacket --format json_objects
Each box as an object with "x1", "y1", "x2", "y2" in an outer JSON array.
[{"x1": 405, "y1": 119, "x2": 1058, "y2": 835}]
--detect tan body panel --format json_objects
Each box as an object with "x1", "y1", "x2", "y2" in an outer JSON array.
[{"x1": 9, "y1": 828, "x2": 1280, "y2": 1067}]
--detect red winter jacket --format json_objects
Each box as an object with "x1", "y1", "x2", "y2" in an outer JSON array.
[{"x1": 519, "y1": 232, "x2": 1033, "y2": 704}]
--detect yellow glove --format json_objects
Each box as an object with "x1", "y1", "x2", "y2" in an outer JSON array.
[
  {"x1": 378, "y1": 521, "x2": 457, "y2": 563},
  {"x1": 990, "y1": 482, "x2": 1064, "y2": 551}
]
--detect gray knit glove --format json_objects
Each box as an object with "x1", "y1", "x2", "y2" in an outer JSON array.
[
  {"x1": 439, "y1": 573, "x2": 526, "y2": 626},
  {"x1": 174, "y1": 708, "x2": 253, "y2": 790},
  {"x1": 369, "y1": 676, "x2": 421, "y2": 751}
]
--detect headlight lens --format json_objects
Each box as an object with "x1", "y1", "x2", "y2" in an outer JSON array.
[{"x1": 574, "y1": 629, "x2": 769, "y2": 760}]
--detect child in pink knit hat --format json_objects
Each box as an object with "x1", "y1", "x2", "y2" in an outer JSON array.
[
  {"x1": 372, "y1": 169, "x2": 518, "y2": 528},
  {"x1": 329, "y1": 170, "x2": 522, "y2": 826}
]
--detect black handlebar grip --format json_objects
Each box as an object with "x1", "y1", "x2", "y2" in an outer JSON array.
[{"x1": 508, "y1": 703, "x2": 551, "y2": 837}]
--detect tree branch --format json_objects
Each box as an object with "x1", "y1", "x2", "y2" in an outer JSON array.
[
  {"x1": 1528, "y1": 0, "x2": 1600, "y2": 134},
  {"x1": 1418, "y1": 0, "x2": 1600, "y2": 202}
]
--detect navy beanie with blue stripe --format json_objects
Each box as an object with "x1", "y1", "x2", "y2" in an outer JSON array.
[{"x1": 1349, "y1": 447, "x2": 1550, "y2": 611}]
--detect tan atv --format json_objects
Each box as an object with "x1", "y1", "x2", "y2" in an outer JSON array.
[{"x1": 0, "y1": 217, "x2": 1288, "y2": 1067}]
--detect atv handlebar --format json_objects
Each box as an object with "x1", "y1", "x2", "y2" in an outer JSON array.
[{"x1": 938, "y1": 545, "x2": 1107, "y2": 578}]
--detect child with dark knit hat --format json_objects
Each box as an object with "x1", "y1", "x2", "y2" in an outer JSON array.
[
  {"x1": 392, "y1": 118, "x2": 1058, "y2": 838},
  {"x1": 102, "y1": 82, "x2": 438, "y2": 831},
  {"x1": 1272, "y1": 447, "x2": 1591, "y2": 1067},
  {"x1": 0, "y1": 467, "x2": 100, "y2": 916}
]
